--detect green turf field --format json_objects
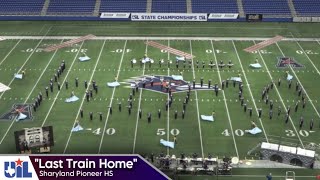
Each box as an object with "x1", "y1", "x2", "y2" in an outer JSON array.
[{"x1": 0, "y1": 21, "x2": 320, "y2": 179}]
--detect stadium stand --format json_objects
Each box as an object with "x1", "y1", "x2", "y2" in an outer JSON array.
[
  {"x1": 191, "y1": 0, "x2": 238, "y2": 13},
  {"x1": 293, "y1": 0, "x2": 320, "y2": 16},
  {"x1": 152, "y1": 0, "x2": 186, "y2": 13},
  {"x1": 47, "y1": 0, "x2": 96, "y2": 16},
  {"x1": 242, "y1": 0, "x2": 291, "y2": 16},
  {"x1": 100, "y1": 0, "x2": 147, "y2": 13},
  {"x1": 0, "y1": 0, "x2": 45, "y2": 15}
]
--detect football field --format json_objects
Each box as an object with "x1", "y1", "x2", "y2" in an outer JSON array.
[{"x1": 0, "y1": 22, "x2": 320, "y2": 179}]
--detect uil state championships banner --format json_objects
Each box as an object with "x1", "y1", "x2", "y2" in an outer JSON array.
[
  {"x1": 0, "y1": 155, "x2": 170, "y2": 180},
  {"x1": 131, "y1": 13, "x2": 207, "y2": 21}
]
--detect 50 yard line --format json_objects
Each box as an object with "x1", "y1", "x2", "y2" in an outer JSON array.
[
  {"x1": 98, "y1": 40, "x2": 127, "y2": 154},
  {"x1": 132, "y1": 41, "x2": 148, "y2": 154},
  {"x1": 189, "y1": 40, "x2": 204, "y2": 158},
  {"x1": 63, "y1": 40, "x2": 107, "y2": 153},
  {"x1": 210, "y1": 40, "x2": 239, "y2": 158}
]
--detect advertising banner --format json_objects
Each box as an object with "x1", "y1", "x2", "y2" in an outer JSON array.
[
  {"x1": 131, "y1": 13, "x2": 207, "y2": 21},
  {"x1": 208, "y1": 13, "x2": 239, "y2": 19},
  {"x1": 100, "y1": 13, "x2": 130, "y2": 19}
]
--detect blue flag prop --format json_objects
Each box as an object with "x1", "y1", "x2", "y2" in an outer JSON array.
[
  {"x1": 229, "y1": 77, "x2": 242, "y2": 82},
  {"x1": 16, "y1": 113, "x2": 27, "y2": 122},
  {"x1": 107, "y1": 82, "x2": 120, "y2": 87},
  {"x1": 79, "y1": 56, "x2": 91, "y2": 62},
  {"x1": 287, "y1": 74, "x2": 293, "y2": 81},
  {"x1": 249, "y1": 63, "x2": 262, "y2": 69},
  {"x1": 160, "y1": 139, "x2": 175, "y2": 148},
  {"x1": 245, "y1": 127, "x2": 262, "y2": 135},
  {"x1": 65, "y1": 96, "x2": 79, "y2": 103},
  {"x1": 14, "y1": 73, "x2": 23, "y2": 79},
  {"x1": 71, "y1": 124, "x2": 84, "y2": 132},
  {"x1": 201, "y1": 115, "x2": 214, "y2": 122},
  {"x1": 176, "y1": 56, "x2": 185, "y2": 61}
]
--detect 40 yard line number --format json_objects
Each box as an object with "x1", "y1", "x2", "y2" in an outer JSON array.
[
  {"x1": 222, "y1": 129, "x2": 244, "y2": 137},
  {"x1": 93, "y1": 128, "x2": 116, "y2": 135}
]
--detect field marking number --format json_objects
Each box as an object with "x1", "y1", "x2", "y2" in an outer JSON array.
[
  {"x1": 285, "y1": 129, "x2": 314, "y2": 137},
  {"x1": 157, "y1": 128, "x2": 180, "y2": 136},
  {"x1": 112, "y1": 49, "x2": 132, "y2": 53},
  {"x1": 93, "y1": 128, "x2": 116, "y2": 135},
  {"x1": 222, "y1": 129, "x2": 244, "y2": 137},
  {"x1": 296, "y1": 50, "x2": 318, "y2": 55}
]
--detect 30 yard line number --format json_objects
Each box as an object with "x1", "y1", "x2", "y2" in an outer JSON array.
[
  {"x1": 111, "y1": 49, "x2": 132, "y2": 53},
  {"x1": 285, "y1": 129, "x2": 315, "y2": 137},
  {"x1": 93, "y1": 128, "x2": 116, "y2": 135}
]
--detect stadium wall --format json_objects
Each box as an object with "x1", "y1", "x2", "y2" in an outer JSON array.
[{"x1": 0, "y1": 16, "x2": 292, "y2": 22}]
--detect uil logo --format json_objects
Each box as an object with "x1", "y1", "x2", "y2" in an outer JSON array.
[{"x1": 4, "y1": 158, "x2": 32, "y2": 178}]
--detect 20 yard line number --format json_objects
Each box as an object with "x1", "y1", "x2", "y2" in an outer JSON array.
[
  {"x1": 296, "y1": 50, "x2": 318, "y2": 55},
  {"x1": 93, "y1": 128, "x2": 116, "y2": 135},
  {"x1": 157, "y1": 128, "x2": 180, "y2": 136}
]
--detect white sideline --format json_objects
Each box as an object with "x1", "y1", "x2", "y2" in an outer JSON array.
[{"x1": 1, "y1": 36, "x2": 320, "y2": 42}]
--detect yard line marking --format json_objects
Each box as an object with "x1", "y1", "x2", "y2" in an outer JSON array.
[
  {"x1": 231, "y1": 40, "x2": 269, "y2": 142},
  {"x1": 41, "y1": 41, "x2": 85, "y2": 128},
  {"x1": 0, "y1": 28, "x2": 52, "y2": 99},
  {"x1": 210, "y1": 40, "x2": 239, "y2": 158},
  {"x1": 189, "y1": 40, "x2": 204, "y2": 158},
  {"x1": 64, "y1": 40, "x2": 107, "y2": 153},
  {"x1": 276, "y1": 43, "x2": 320, "y2": 128},
  {"x1": 290, "y1": 32, "x2": 320, "y2": 76},
  {"x1": 98, "y1": 40, "x2": 127, "y2": 154},
  {"x1": 167, "y1": 40, "x2": 170, "y2": 156},
  {"x1": 132, "y1": 42, "x2": 148, "y2": 154},
  {"x1": 0, "y1": 39, "x2": 64, "y2": 145},
  {"x1": 0, "y1": 39, "x2": 22, "y2": 67},
  {"x1": 255, "y1": 41, "x2": 305, "y2": 148}
]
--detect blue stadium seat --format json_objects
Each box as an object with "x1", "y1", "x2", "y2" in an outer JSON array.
[
  {"x1": 152, "y1": 0, "x2": 186, "y2": 13},
  {"x1": 293, "y1": 0, "x2": 320, "y2": 16},
  {"x1": 0, "y1": 0, "x2": 44, "y2": 15},
  {"x1": 192, "y1": 0, "x2": 238, "y2": 13},
  {"x1": 243, "y1": 0, "x2": 291, "y2": 16},
  {"x1": 47, "y1": 0, "x2": 96, "y2": 15},
  {"x1": 100, "y1": 0, "x2": 147, "y2": 13}
]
